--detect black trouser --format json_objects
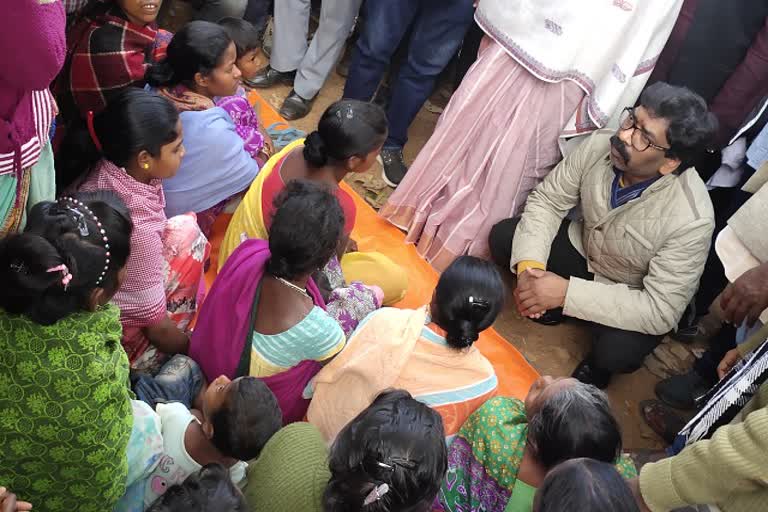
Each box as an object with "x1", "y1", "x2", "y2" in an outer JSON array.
[{"x1": 489, "y1": 217, "x2": 663, "y2": 375}]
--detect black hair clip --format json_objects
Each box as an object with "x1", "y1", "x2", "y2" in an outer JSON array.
[
  {"x1": 67, "y1": 206, "x2": 90, "y2": 237},
  {"x1": 468, "y1": 296, "x2": 490, "y2": 311},
  {"x1": 53, "y1": 199, "x2": 90, "y2": 237},
  {"x1": 388, "y1": 457, "x2": 417, "y2": 470},
  {"x1": 10, "y1": 260, "x2": 28, "y2": 274},
  {"x1": 374, "y1": 456, "x2": 416, "y2": 473}
]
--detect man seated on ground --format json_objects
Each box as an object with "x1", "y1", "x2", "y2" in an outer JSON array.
[{"x1": 489, "y1": 82, "x2": 718, "y2": 388}]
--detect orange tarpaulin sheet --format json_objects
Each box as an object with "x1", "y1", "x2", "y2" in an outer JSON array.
[{"x1": 203, "y1": 91, "x2": 539, "y2": 400}]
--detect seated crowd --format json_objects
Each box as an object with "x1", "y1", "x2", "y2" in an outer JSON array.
[{"x1": 2, "y1": 1, "x2": 768, "y2": 512}]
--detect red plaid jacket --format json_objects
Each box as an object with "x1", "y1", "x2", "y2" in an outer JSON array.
[{"x1": 61, "y1": 6, "x2": 171, "y2": 116}]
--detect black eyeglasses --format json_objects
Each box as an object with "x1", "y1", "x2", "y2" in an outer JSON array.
[{"x1": 619, "y1": 107, "x2": 671, "y2": 152}]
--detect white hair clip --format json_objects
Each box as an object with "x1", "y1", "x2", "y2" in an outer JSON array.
[{"x1": 363, "y1": 483, "x2": 389, "y2": 506}]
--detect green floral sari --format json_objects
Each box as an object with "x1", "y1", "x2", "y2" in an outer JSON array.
[
  {"x1": 0, "y1": 304, "x2": 133, "y2": 511},
  {"x1": 437, "y1": 397, "x2": 637, "y2": 512}
]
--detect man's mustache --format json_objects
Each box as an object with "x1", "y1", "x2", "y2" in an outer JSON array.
[{"x1": 610, "y1": 135, "x2": 629, "y2": 163}]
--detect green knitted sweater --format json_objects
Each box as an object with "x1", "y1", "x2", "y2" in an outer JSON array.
[{"x1": 245, "y1": 422, "x2": 330, "y2": 512}]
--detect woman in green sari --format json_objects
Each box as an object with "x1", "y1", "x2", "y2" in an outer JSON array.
[
  {"x1": 0, "y1": 191, "x2": 142, "y2": 511},
  {"x1": 437, "y1": 376, "x2": 637, "y2": 512}
]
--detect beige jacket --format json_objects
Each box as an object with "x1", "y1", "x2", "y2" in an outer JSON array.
[
  {"x1": 511, "y1": 131, "x2": 715, "y2": 335},
  {"x1": 727, "y1": 160, "x2": 768, "y2": 263}
]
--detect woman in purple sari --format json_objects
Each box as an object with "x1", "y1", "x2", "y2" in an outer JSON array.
[{"x1": 190, "y1": 180, "x2": 347, "y2": 423}]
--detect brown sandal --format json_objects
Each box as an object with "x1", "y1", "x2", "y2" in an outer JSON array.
[{"x1": 640, "y1": 399, "x2": 686, "y2": 445}]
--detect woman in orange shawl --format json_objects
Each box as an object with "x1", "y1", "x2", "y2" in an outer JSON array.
[{"x1": 308, "y1": 256, "x2": 504, "y2": 442}]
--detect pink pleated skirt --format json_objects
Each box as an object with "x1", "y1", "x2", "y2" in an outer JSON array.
[{"x1": 380, "y1": 36, "x2": 585, "y2": 271}]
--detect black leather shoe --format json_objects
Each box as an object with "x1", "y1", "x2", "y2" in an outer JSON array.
[
  {"x1": 279, "y1": 90, "x2": 315, "y2": 121},
  {"x1": 572, "y1": 359, "x2": 611, "y2": 389},
  {"x1": 247, "y1": 66, "x2": 296, "y2": 89},
  {"x1": 380, "y1": 147, "x2": 408, "y2": 187},
  {"x1": 655, "y1": 370, "x2": 711, "y2": 410},
  {"x1": 530, "y1": 309, "x2": 564, "y2": 326}
]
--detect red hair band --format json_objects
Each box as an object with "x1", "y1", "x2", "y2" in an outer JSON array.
[{"x1": 87, "y1": 110, "x2": 103, "y2": 152}]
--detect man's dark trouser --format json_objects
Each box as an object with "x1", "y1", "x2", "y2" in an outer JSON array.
[
  {"x1": 489, "y1": 217, "x2": 663, "y2": 376},
  {"x1": 342, "y1": 0, "x2": 475, "y2": 150}
]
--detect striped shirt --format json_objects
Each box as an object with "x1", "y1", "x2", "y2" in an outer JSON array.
[
  {"x1": 610, "y1": 168, "x2": 661, "y2": 209},
  {"x1": 250, "y1": 306, "x2": 346, "y2": 377},
  {"x1": 0, "y1": 89, "x2": 56, "y2": 175},
  {"x1": 410, "y1": 323, "x2": 499, "y2": 443}
]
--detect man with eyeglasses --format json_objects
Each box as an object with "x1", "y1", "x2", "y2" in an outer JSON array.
[{"x1": 488, "y1": 82, "x2": 718, "y2": 388}]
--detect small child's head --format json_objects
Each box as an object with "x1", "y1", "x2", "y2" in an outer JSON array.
[
  {"x1": 0, "y1": 191, "x2": 132, "y2": 324},
  {"x1": 218, "y1": 17, "x2": 262, "y2": 81},
  {"x1": 303, "y1": 100, "x2": 388, "y2": 174},
  {"x1": 525, "y1": 377, "x2": 622, "y2": 470},
  {"x1": 146, "y1": 463, "x2": 248, "y2": 512},
  {"x1": 533, "y1": 458, "x2": 639, "y2": 512},
  {"x1": 431, "y1": 256, "x2": 505, "y2": 350},
  {"x1": 147, "y1": 21, "x2": 241, "y2": 98},
  {"x1": 324, "y1": 389, "x2": 447, "y2": 512},
  {"x1": 201, "y1": 375, "x2": 282, "y2": 461}
]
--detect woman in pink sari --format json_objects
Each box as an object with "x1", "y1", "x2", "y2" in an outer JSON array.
[
  {"x1": 190, "y1": 180, "x2": 347, "y2": 423},
  {"x1": 380, "y1": 0, "x2": 683, "y2": 271}
]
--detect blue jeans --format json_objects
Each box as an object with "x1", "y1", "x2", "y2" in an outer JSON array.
[
  {"x1": 343, "y1": 0, "x2": 475, "y2": 149},
  {"x1": 131, "y1": 355, "x2": 205, "y2": 409}
]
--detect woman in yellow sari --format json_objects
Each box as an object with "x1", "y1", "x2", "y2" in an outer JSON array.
[{"x1": 220, "y1": 100, "x2": 407, "y2": 310}]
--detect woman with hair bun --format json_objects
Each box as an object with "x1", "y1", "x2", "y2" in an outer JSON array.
[
  {"x1": 146, "y1": 21, "x2": 264, "y2": 237},
  {"x1": 190, "y1": 180, "x2": 348, "y2": 423},
  {"x1": 70, "y1": 88, "x2": 209, "y2": 374},
  {"x1": 219, "y1": 99, "x2": 408, "y2": 334},
  {"x1": 0, "y1": 191, "x2": 163, "y2": 511},
  {"x1": 308, "y1": 255, "x2": 504, "y2": 442}
]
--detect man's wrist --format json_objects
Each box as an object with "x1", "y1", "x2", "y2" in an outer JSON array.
[{"x1": 517, "y1": 260, "x2": 546, "y2": 275}]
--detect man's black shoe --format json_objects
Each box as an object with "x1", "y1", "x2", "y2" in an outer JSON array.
[
  {"x1": 530, "y1": 309, "x2": 564, "y2": 326},
  {"x1": 655, "y1": 370, "x2": 711, "y2": 410},
  {"x1": 572, "y1": 359, "x2": 611, "y2": 389},
  {"x1": 247, "y1": 66, "x2": 296, "y2": 89},
  {"x1": 279, "y1": 90, "x2": 315, "y2": 121}
]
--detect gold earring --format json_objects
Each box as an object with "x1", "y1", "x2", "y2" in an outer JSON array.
[{"x1": 142, "y1": 163, "x2": 150, "y2": 169}]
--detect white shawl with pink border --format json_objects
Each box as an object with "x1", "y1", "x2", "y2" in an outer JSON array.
[{"x1": 476, "y1": 0, "x2": 683, "y2": 136}]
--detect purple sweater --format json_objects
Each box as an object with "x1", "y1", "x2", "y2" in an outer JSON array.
[{"x1": 0, "y1": 0, "x2": 66, "y2": 156}]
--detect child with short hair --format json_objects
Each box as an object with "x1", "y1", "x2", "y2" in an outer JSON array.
[
  {"x1": 217, "y1": 17, "x2": 275, "y2": 162},
  {"x1": 218, "y1": 17, "x2": 263, "y2": 85},
  {"x1": 147, "y1": 464, "x2": 247, "y2": 511},
  {"x1": 143, "y1": 375, "x2": 283, "y2": 508}
]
